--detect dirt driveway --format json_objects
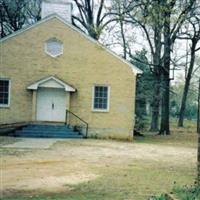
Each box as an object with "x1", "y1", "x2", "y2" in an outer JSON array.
[{"x1": 0, "y1": 137, "x2": 197, "y2": 199}]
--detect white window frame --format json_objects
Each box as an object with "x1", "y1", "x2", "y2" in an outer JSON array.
[
  {"x1": 92, "y1": 85, "x2": 110, "y2": 112},
  {"x1": 45, "y1": 38, "x2": 64, "y2": 58},
  {"x1": 0, "y1": 78, "x2": 11, "y2": 108}
]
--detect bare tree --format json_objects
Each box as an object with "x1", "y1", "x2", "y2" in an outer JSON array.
[
  {"x1": 0, "y1": 0, "x2": 41, "y2": 38},
  {"x1": 178, "y1": 14, "x2": 200, "y2": 127},
  {"x1": 0, "y1": 0, "x2": 27, "y2": 37},
  {"x1": 122, "y1": 0, "x2": 164, "y2": 131},
  {"x1": 72, "y1": 0, "x2": 119, "y2": 40},
  {"x1": 26, "y1": 0, "x2": 41, "y2": 23},
  {"x1": 121, "y1": 0, "x2": 197, "y2": 134},
  {"x1": 113, "y1": 0, "x2": 128, "y2": 59},
  {"x1": 159, "y1": 0, "x2": 197, "y2": 135}
]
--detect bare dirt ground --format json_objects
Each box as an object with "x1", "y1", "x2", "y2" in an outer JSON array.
[{"x1": 0, "y1": 135, "x2": 197, "y2": 199}]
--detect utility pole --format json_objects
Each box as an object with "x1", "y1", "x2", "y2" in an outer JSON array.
[{"x1": 197, "y1": 79, "x2": 200, "y2": 184}]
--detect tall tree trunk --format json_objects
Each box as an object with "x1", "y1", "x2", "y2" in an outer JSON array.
[
  {"x1": 150, "y1": 74, "x2": 160, "y2": 131},
  {"x1": 159, "y1": 4, "x2": 171, "y2": 135},
  {"x1": 150, "y1": 1, "x2": 162, "y2": 131},
  {"x1": 198, "y1": 124, "x2": 200, "y2": 185},
  {"x1": 197, "y1": 79, "x2": 200, "y2": 185},
  {"x1": 160, "y1": 75, "x2": 170, "y2": 135},
  {"x1": 178, "y1": 41, "x2": 196, "y2": 127}
]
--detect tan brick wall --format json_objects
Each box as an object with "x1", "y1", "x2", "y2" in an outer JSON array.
[{"x1": 0, "y1": 18, "x2": 137, "y2": 139}]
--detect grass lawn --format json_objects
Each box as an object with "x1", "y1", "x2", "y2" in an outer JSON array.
[
  {"x1": 0, "y1": 120, "x2": 198, "y2": 200},
  {"x1": 136, "y1": 119, "x2": 198, "y2": 148}
]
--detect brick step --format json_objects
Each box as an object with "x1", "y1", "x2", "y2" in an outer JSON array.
[
  {"x1": 28, "y1": 124, "x2": 68, "y2": 127},
  {"x1": 14, "y1": 133, "x2": 83, "y2": 139},
  {"x1": 25, "y1": 125, "x2": 71, "y2": 130},
  {"x1": 15, "y1": 130, "x2": 79, "y2": 135},
  {"x1": 13, "y1": 124, "x2": 84, "y2": 139},
  {"x1": 24, "y1": 128, "x2": 77, "y2": 132},
  {"x1": 23, "y1": 127, "x2": 72, "y2": 131}
]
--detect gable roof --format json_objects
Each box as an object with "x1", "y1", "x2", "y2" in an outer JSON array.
[
  {"x1": 0, "y1": 14, "x2": 142, "y2": 75},
  {"x1": 27, "y1": 76, "x2": 76, "y2": 92}
]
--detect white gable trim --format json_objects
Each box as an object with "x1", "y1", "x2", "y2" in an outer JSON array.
[
  {"x1": 0, "y1": 14, "x2": 142, "y2": 75},
  {"x1": 27, "y1": 76, "x2": 76, "y2": 92}
]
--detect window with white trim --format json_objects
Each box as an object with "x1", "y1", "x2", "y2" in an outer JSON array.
[
  {"x1": 45, "y1": 38, "x2": 63, "y2": 57},
  {"x1": 93, "y1": 86, "x2": 110, "y2": 111},
  {"x1": 0, "y1": 79, "x2": 10, "y2": 107}
]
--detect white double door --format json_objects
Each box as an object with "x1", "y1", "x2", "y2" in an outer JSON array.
[{"x1": 36, "y1": 88, "x2": 67, "y2": 122}]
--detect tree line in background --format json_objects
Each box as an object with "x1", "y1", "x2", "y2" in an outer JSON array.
[{"x1": 0, "y1": 0, "x2": 200, "y2": 134}]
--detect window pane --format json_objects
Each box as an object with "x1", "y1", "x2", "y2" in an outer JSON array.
[
  {"x1": 0, "y1": 97, "x2": 3, "y2": 104},
  {"x1": 95, "y1": 98, "x2": 99, "y2": 104},
  {"x1": 0, "y1": 80, "x2": 8, "y2": 92},
  {"x1": 103, "y1": 92, "x2": 107, "y2": 97},
  {"x1": 4, "y1": 92, "x2": 8, "y2": 98},
  {"x1": 46, "y1": 38, "x2": 63, "y2": 57},
  {"x1": 95, "y1": 90, "x2": 99, "y2": 97},
  {"x1": 102, "y1": 103, "x2": 107, "y2": 109},
  {"x1": 3, "y1": 97, "x2": 8, "y2": 104},
  {"x1": 102, "y1": 98, "x2": 107, "y2": 104},
  {"x1": 94, "y1": 103, "x2": 98, "y2": 108}
]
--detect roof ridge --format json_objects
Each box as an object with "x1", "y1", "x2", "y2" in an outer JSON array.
[{"x1": 0, "y1": 14, "x2": 142, "y2": 74}]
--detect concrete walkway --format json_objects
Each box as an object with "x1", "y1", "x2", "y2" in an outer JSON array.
[{"x1": 2, "y1": 138, "x2": 65, "y2": 149}]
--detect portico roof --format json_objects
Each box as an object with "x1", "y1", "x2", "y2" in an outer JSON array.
[{"x1": 27, "y1": 76, "x2": 76, "y2": 92}]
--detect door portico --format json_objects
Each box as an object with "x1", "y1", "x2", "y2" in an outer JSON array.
[{"x1": 27, "y1": 76, "x2": 76, "y2": 122}]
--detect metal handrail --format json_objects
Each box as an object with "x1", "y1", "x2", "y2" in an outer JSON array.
[{"x1": 65, "y1": 109, "x2": 88, "y2": 138}]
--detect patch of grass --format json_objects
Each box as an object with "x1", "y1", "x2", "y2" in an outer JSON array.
[
  {"x1": 135, "y1": 120, "x2": 197, "y2": 148},
  {"x1": 151, "y1": 194, "x2": 166, "y2": 200},
  {"x1": 173, "y1": 184, "x2": 200, "y2": 200},
  {"x1": 2, "y1": 160, "x2": 195, "y2": 200}
]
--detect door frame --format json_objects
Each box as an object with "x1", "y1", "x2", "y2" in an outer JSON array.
[
  {"x1": 27, "y1": 76, "x2": 76, "y2": 122},
  {"x1": 31, "y1": 89, "x2": 71, "y2": 122},
  {"x1": 36, "y1": 88, "x2": 68, "y2": 122}
]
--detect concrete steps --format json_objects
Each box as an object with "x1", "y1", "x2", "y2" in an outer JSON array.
[{"x1": 12, "y1": 124, "x2": 83, "y2": 139}]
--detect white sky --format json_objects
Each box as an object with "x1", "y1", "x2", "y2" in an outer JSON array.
[
  {"x1": 71, "y1": 0, "x2": 200, "y2": 85},
  {"x1": 100, "y1": 24, "x2": 200, "y2": 85}
]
